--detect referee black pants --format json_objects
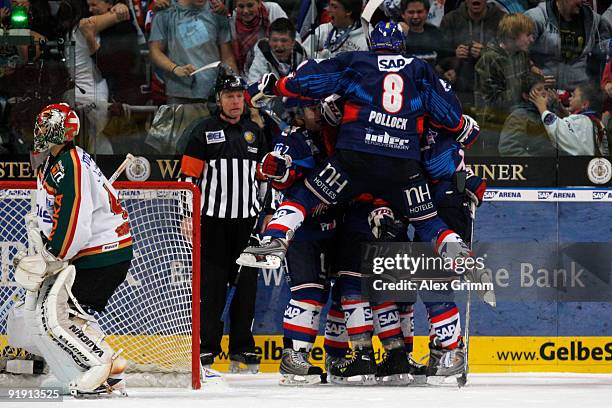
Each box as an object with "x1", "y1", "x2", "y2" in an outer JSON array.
[{"x1": 200, "y1": 216, "x2": 258, "y2": 356}]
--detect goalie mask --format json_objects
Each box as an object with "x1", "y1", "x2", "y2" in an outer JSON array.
[
  {"x1": 369, "y1": 21, "x2": 405, "y2": 53},
  {"x1": 33, "y1": 103, "x2": 80, "y2": 152}
]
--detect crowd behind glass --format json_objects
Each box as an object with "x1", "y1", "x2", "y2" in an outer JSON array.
[{"x1": 1, "y1": 0, "x2": 612, "y2": 159}]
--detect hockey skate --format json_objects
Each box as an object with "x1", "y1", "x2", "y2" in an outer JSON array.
[
  {"x1": 328, "y1": 347, "x2": 377, "y2": 386},
  {"x1": 279, "y1": 349, "x2": 323, "y2": 386},
  {"x1": 375, "y1": 348, "x2": 414, "y2": 386},
  {"x1": 229, "y1": 352, "x2": 261, "y2": 374},
  {"x1": 200, "y1": 352, "x2": 214, "y2": 368},
  {"x1": 322, "y1": 354, "x2": 349, "y2": 384},
  {"x1": 407, "y1": 353, "x2": 427, "y2": 385},
  {"x1": 236, "y1": 237, "x2": 288, "y2": 269},
  {"x1": 71, "y1": 357, "x2": 129, "y2": 398},
  {"x1": 426, "y1": 340, "x2": 465, "y2": 386}
]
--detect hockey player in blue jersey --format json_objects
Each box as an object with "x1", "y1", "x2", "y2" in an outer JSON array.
[
  {"x1": 238, "y1": 21, "x2": 479, "y2": 278},
  {"x1": 260, "y1": 100, "x2": 339, "y2": 385}
]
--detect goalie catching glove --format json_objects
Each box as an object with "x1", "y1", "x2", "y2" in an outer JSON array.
[
  {"x1": 261, "y1": 151, "x2": 292, "y2": 182},
  {"x1": 13, "y1": 236, "x2": 68, "y2": 292}
]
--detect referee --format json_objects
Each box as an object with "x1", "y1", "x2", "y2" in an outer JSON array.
[{"x1": 180, "y1": 73, "x2": 268, "y2": 372}]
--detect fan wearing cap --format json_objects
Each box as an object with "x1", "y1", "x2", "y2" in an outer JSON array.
[
  {"x1": 179, "y1": 73, "x2": 270, "y2": 372},
  {"x1": 9, "y1": 103, "x2": 132, "y2": 396}
]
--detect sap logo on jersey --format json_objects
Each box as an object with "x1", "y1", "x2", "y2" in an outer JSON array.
[
  {"x1": 378, "y1": 55, "x2": 413, "y2": 72},
  {"x1": 365, "y1": 132, "x2": 410, "y2": 150},
  {"x1": 376, "y1": 310, "x2": 399, "y2": 327},
  {"x1": 284, "y1": 306, "x2": 304, "y2": 319}
]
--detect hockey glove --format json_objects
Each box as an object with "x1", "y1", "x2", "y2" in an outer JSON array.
[
  {"x1": 321, "y1": 94, "x2": 343, "y2": 126},
  {"x1": 261, "y1": 151, "x2": 292, "y2": 183},
  {"x1": 368, "y1": 206, "x2": 403, "y2": 241},
  {"x1": 465, "y1": 170, "x2": 486, "y2": 207},
  {"x1": 247, "y1": 73, "x2": 279, "y2": 107},
  {"x1": 455, "y1": 114, "x2": 479, "y2": 148}
]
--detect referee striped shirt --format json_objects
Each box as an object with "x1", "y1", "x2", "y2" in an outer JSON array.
[{"x1": 181, "y1": 114, "x2": 268, "y2": 219}]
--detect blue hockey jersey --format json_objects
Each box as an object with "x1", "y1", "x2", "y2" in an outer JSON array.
[
  {"x1": 276, "y1": 51, "x2": 464, "y2": 159},
  {"x1": 271, "y1": 126, "x2": 339, "y2": 241}
]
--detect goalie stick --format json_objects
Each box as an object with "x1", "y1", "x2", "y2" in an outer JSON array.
[{"x1": 109, "y1": 154, "x2": 135, "y2": 184}]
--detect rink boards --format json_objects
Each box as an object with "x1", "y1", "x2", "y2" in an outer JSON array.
[{"x1": 2, "y1": 188, "x2": 612, "y2": 374}]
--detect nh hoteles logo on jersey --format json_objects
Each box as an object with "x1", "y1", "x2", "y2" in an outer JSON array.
[{"x1": 377, "y1": 55, "x2": 413, "y2": 72}]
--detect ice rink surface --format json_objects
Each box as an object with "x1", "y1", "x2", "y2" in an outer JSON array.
[{"x1": 7, "y1": 373, "x2": 612, "y2": 408}]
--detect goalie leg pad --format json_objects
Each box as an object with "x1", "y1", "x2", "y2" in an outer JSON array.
[
  {"x1": 39, "y1": 267, "x2": 120, "y2": 393},
  {"x1": 7, "y1": 300, "x2": 41, "y2": 355},
  {"x1": 32, "y1": 280, "x2": 84, "y2": 388}
]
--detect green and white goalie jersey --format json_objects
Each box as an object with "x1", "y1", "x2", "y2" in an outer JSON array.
[{"x1": 36, "y1": 145, "x2": 133, "y2": 269}]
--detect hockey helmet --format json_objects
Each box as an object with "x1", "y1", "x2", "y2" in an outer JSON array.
[
  {"x1": 369, "y1": 21, "x2": 405, "y2": 52},
  {"x1": 215, "y1": 74, "x2": 246, "y2": 99},
  {"x1": 33, "y1": 103, "x2": 80, "y2": 152}
]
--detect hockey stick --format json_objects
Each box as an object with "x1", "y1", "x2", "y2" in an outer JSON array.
[
  {"x1": 221, "y1": 226, "x2": 264, "y2": 322},
  {"x1": 190, "y1": 61, "x2": 221, "y2": 77},
  {"x1": 109, "y1": 154, "x2": 135, "y2": 184},
  {"x1": 259, "y1": 104, "x2": 289, "y2": 131},
  {"x1": 457, "y1": 201, "x2": 476, "y2": 388}
]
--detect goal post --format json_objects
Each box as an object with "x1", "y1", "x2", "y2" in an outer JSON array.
[{"x1": 0, "y1": 181, "x2": 202, "y2": 390}]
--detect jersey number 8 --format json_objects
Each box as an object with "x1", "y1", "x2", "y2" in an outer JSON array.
[{"x1": 382, "y1": 73, "x2": 404, "y2": 114}]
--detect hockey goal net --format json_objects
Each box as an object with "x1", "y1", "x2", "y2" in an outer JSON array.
[{"x1": 0, "y1": 181, "x2": 201, "y2": 389}]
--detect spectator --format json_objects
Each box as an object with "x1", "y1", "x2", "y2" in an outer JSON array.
[
  {"x1": 86, "y1": 0, "x2": 142, "y2": 105},
  {"x1": 302, "y1": 0, "x2": 367, "y2": 58},
  {"x1": 530, "y1": 81, "x2": 608, "y2": 156},
  {"x1": 600, "y1": 59, "x2": 612, "y2": 143},
  {"x1": 0, "y1": 0, "x2": 69, "y2": 154},
  {"x1": 439, "y1": 0, "x2": 505, "y2": 112},
  {"x1": 247, "y1": 18, "x2": 307, "y2": 83},
  {"x1": 474, "y1": 13, "x2": 535, "y2": 155},
  {"x1": 490, "y1": 0, "x2": 540, "y2": 14},
  {"x1": 56, "y1": 0, "x2": 131, "y2": 153},
  {"x1": 85, "y1": 0, "x2": 148, "y2": 154},
  {"x1": 230, "y1": 0, "x2": 287, "y2": 75},
  {"x1": 149, "y1": 0, "x2": 238, "y2": 106},
  {"x1": 498, "y1": 73, "x2": 557, "y2": 156},
  {"x1": 398, "y1": 0, "x2": 450, "y2": 67},
  {"x1": 525, "y1": 0, "x2": 611, "y2": 92}
]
